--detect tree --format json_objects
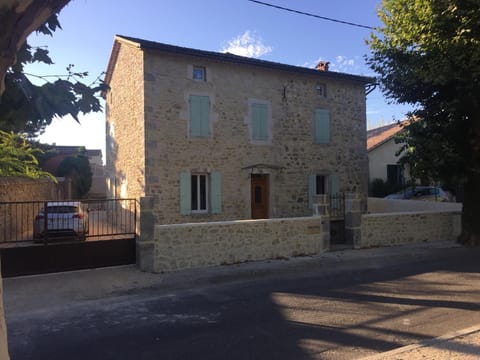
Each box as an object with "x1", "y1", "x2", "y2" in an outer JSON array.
[
  {"x1": 0, "y1": 14, "x2": 106, "y2": 137},
  {"x1": 367, "y1": 0, "x2": 480, "y2": 245},
  {"x1": 0, "y1": 0, "x2": 70, "y2": 95},
  {"x1": 57, "y1": 148, "x2": 92, "y2": 198},
  {"x1": 0, "y1": 130, "x2": 55, "y2": 180}
]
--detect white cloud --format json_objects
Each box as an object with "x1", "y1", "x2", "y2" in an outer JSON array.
[
  {"x1": 301, "y1": 55, "x2": 369, "y2": 75},
  {"x1": 222, "y1": 31, "x2": 272, "y2": 58}
]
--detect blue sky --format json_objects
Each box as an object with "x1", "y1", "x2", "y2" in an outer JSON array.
[{"x1": 26, "y1": 0, "x2": 413, "y2": 159}]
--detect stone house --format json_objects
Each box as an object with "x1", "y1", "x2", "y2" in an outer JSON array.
[{"x1": 103, "y1": 35, "x2": 372, "y2": 225}]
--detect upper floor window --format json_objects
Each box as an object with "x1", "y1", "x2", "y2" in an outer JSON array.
[
  {"x1": 316, "y1": 83, "x2": 327, "y2": 97},
  {"x1": 314, "y1": 108, "x2": 330, "y2": 144},
  {"x1": 189, "y1": 95, "x2": 211, "y2": 137},
  {"x1": 248, "y1": 100, "x2": 271, "y2": 144},
  {"x1": 193, "y1": 66, "x2": 206, "y2": 81}
]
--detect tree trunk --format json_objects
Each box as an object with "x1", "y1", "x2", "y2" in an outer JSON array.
[
  {"x1": 459, "y1": 170, "x2": 480, "y2": 245},
  {"x1": 458, "y1": 119, "x2": 480, "y2": 246},
  {"x1": 0, "y1": 2, "x2": 70, "y2": 358}
]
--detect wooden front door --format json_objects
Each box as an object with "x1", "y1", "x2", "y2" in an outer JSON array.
[{"x1": 251, "y1": 174, "x2": 269, "y2": 219}]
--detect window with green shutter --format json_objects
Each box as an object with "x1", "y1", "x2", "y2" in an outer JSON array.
[
  {"x1": 189, "y1": 95, "x2": 210, "y2": 137},
  {"x1": 179, "y1": 172, "x2": 222, "y2": 215},
  {"x1": 251, "y1": 103, "x2": 269, "y2": 141},
  {"x1": 314, "y1": 109, "x2": 330, "y2": 144}
]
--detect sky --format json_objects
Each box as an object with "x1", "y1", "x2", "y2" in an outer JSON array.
[{"x1": 25, "y1": 0, "x2": 414, "y2": 160}]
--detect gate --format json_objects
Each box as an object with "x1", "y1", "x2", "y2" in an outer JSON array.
[
  {"x1": 329, "y1": 193, "x2": 346, "y2": 245},
  {"x1": 0, "y1": 199, "x2": 137, "y2": 277}
]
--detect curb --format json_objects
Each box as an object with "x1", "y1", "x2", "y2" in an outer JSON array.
[{"x1": 361, "y1": 324, "x2": 480, "y2": 359}]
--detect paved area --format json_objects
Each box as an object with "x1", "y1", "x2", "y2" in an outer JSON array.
[{"x1": 3, "y1": 240, "x2": 480, "y2": 359}]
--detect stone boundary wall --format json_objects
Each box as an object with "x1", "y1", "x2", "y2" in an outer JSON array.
[
  {"x1": 360, "y1": 211, "x2": 461, "y2": 248},
  {"x1": 149, "y1": 216, "x2": 328, "y2": 272},
  {"x1": 368, "y1": 197, "x2": 462, "y2": 213},
  {"x1": 0, "y1": 177, "x2": 65, "y2": 202}
]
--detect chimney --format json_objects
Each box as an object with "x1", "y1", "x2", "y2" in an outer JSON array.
[{"x1": 316, "y1": 61, "x2": 330, "y2": 72}]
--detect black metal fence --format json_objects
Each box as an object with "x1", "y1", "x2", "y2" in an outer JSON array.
[{"x1": 0, "y1": 199, "x2": 137, "y2": 244}]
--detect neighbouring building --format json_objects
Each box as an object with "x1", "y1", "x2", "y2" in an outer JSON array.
[
  {"x1": 367, "y1": 120, "x2": 410, "y2": 186},
  {"x1": 41, "y1": 145, "x2": 107, "y2": 198},
  {"x1": 104, "y1": 35, "x2": 372, "y2": 225}
]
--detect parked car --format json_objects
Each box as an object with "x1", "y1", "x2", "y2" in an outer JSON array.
[
  {"x1": 384, "y1": 186, "x2": 452, "y2": 202},
  {"x1": 34, "y1": 201, "x2": 88, "y2": 241}
]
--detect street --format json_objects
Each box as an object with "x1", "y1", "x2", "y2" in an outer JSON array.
[{"x1": 4, "y1": 242, "x2": 480, "y2": 359}]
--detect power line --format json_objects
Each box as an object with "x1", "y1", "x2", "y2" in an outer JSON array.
[{"x1": 247, "y1": 0, "x2": 375, "y2": 30}]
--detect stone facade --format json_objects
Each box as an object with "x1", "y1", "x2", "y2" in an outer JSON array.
[
  {"x1": 151, "y1": 216, "x2": 328, "y2": 272},
  {"x1": 104, "y1": 35, "x2": 371, "y2": 226}
]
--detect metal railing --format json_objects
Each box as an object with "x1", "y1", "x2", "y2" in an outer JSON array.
[
  {"x1": 0, "y1": 199, "x2": 137, "y2": 244},
  {"x1": 329, "y1": 193, "x2": 345, "y2": 219}
]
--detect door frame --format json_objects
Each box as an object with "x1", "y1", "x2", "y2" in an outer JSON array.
[{"x1": 250, "y1": 174, "x2": 270, "y2": 219}]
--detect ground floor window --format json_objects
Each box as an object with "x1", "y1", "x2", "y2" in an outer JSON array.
[
  {"x1": 191, "y1": 174, "x2": 208, "y2": 212},
  {"x1": 180, "y1": 171, "x2": 222, "y2": 215}
]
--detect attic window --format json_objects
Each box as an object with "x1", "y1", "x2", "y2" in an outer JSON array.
[
  {"x1": 316, "y1": 83, "x2": 327, "y2": 97},
  {"x1": 193, "y1": 66, "x2": 206, "y2": 81}
]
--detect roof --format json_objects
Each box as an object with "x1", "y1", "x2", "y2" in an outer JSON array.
[
  {"x1": 367, "y1": 120, "x2": 409, "y2": 151},
  {"x1": 104, "y1": 35, "x2": 374, "y2": 90},
  {"x1": 51, "y1": 146, "x2": 102, "y2": 158}
]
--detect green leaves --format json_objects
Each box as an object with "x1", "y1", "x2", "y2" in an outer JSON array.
[
  {"x1": 57, "y1": 150, "x2": 92, "y2": 198},
  {"x1": 0, "y1": 130, "x2": 56, "y2": 181},
  {"x1": 0, "y1": 13, "x2": 107, "y2": 137}
]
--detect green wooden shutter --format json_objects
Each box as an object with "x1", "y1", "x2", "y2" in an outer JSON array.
[
  {"x1": 308, "y1": 174, "x2": 316, "y2": 209},
  {"x1": 210, "y1": 172, "x2": 222, "y2": 214},
  {"x1": 252, "y1": 103, "x2": 268, "y2": 140},
  {"x1": 314, "y1": 109, "x2": 330, "y2": 144},
  {"x1": 180, "y1": 171, "x2": 191, "y2": 215},
  {"x1": 189, "y1": 95, "x2": 210, "y2": 137}
]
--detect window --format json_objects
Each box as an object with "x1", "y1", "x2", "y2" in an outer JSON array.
[
  {"x1": 191, "y1": 174, "x2": 207, "y2": 212},
  {"x1": 193, "y1": 66, "x2": 206, "y2": 81},
  {"x1": 308, "y1": 174, "x2": 340, "y2": 209},
  {"x1": 180, "y1": 172, "x2": 222, "y2": 214},
  {"x1": 316, "y1": 83, "x2": 327, "y2": 97},
  {"x1": 189, "y1": 95, "x2": 210, "y2": 137},
  {"x1": 314, "y1": 109, "x2": 330, "y2": 144},
  {"x1": 387, "y1": 164, "x2": 403, "y2": 185},
  {"x1": 315, "y1": 175, "x2": 326, "y2": 195}
]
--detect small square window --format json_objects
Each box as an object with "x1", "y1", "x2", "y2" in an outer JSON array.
[
  {"x1": 316, "y1": 83, "x2": 327, "y2": 97},
  {"x1": 193, "y1": 66, "x2": 206, "y2": 81}
]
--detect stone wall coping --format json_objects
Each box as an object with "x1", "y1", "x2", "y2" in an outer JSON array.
[
  {"x1": 156, "y1": 216, "x2": 323, "y2": 229},
  {"x1": 364, "y1": 210, "x2": 462, "y2": 218}
]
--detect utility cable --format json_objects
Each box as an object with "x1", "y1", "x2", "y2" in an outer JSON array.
[{"x1": 247, "y1": 0, "x2": 375, "y2": 30}]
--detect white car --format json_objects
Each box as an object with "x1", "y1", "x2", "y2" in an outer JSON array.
[{"x1": 34, "y1": 201, "x2": 88, "y2": 241}]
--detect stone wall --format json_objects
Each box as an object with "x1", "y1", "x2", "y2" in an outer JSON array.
[
  {"x1": 360, "y1": 211, "x2": 461, "y2": 248},
  {"x1": 105, "y1": 41, "x2": 146, "y2": 200},
  {"x1": 145, "y1": 216, "x2": 328, "y2": 272},
  {"x1": 0, "y1": 177, "x2": 64, "y2": 202},
  {"x1": 368, "y1": 197, "x2": 462, "y2": 213}
]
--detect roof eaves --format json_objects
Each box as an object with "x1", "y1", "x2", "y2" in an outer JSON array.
[{"x1": 115, "y1": 34, "x2": 373, "y2": 84}]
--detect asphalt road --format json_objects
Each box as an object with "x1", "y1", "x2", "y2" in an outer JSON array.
[{"x1": 5, "y1": 243, "x2": 480, "y2": 360}]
